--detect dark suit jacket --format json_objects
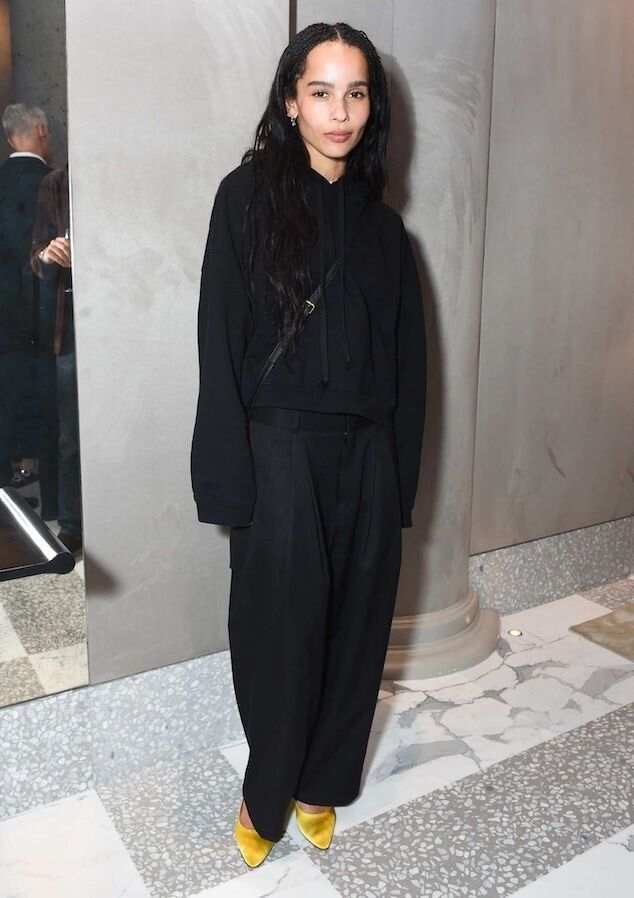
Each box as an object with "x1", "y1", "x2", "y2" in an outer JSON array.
[{"x1": 0, "y1": 155, "x2": 52, "y2": 348}]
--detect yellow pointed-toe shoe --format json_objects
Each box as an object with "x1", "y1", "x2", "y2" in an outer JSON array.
[
  {"x1": 294, "y1": 800, "x2": 336, "y2": 849},
  {"x1": 234, "y1": 799, "x2": 276, "y2": 867}
]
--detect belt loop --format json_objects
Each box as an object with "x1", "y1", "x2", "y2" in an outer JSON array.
[
  {"x1": 293, "y1": 409, "x2": 301, "y2": 432},
  {"x1": 346, "y1": 412, "x2": 351, "y2": 433}
]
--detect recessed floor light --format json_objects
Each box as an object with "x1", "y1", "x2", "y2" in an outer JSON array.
[{"x1": 507, "y1": 628, "x2": 523, "y2": 636}]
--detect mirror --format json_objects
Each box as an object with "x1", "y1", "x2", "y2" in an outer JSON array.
[{"x1": 0, "y1": 0, "x2": 87, "y2": 707}]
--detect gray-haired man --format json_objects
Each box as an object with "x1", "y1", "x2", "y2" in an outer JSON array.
[{"x1": 0, "y1": 103, "x2": 53, "y2": 490}]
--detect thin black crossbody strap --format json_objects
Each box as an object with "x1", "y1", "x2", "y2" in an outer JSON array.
[{"x1": 247, "y1": 201, "x2": 374, "y2": 417}]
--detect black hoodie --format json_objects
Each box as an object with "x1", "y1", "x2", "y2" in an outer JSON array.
[{"x1": 191, "y1": 160, "x2": 427, "y2": 528}]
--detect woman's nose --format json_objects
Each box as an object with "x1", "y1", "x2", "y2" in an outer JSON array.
[{"x1": 331, "y1": 98, "x2": 350, "y2": 122}]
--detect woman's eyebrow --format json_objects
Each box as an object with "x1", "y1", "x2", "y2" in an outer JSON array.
[{"x1": 306, "y1": 80, "x2": 369, "y2": 89}]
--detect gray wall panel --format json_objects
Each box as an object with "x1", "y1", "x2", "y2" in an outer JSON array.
[
  {"x1": 471, "y1": 0, "x2": 634, "y2": 553},
  {"x1": 296, "y1": 1, "x2": 394, "y2": 58},
  {"x1": 66, "y1": 0, "x2": 288, "y2": 683}
]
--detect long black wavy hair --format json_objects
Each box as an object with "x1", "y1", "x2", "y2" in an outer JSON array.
[{"x1": 241, "y1": 22, "x2": 391, "y2": 356}]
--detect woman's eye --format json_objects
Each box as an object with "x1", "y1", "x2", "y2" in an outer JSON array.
[{"x1": 312, "y1": 90, "x2": 366, "y2": 99}]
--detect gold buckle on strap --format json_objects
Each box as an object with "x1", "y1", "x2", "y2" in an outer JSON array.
[{"x1": 304, "y1": 298, "x2": 315, "y2": 314}]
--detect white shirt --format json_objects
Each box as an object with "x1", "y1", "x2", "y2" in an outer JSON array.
[{"x1": 9, "y1": 151, "x2": 47, "y2": 164}]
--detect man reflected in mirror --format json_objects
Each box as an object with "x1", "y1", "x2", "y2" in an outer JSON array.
[{"x1": 0, "y1": 103, "x2": 53, "y2": 497}]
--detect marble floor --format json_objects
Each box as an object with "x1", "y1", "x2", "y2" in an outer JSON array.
[
  {"x1": 0, "y1": 518, "x2": 87, "y2": 707},
  {"x1": 0, "y1": 574, "x2": 632, "y2": 897}
]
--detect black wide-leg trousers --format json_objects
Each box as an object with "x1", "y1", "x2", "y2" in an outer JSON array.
[{"x1": 228, "y1": 405, "x2": 403, "y2": 842}]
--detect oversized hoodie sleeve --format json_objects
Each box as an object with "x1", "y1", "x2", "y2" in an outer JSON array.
[
  {"x1": 190, "y1": 175, "x2": 256, "y2": 526},
  {"x1": 393, "y1": 221, "x2": 427, "y2": 528}
]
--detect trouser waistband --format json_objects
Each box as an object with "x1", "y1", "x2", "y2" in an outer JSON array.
[{"x1": 249, "y1": 405, "x2": 374, "y2": 433}]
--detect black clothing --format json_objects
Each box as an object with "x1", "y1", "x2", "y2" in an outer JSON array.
[
  {"x1": 228, "y1": 407, "x2": 403, "y2": 842},
  {"x1": 0, "y1": 155, "x2": 51, "y2": 486},
  {"x1": 0, "y1": 155, "x2": 52, "y2": 348},
  {"x1": 0, "y1": 348, "x2": 39, "y2": 485},
  {"x1": 191, "y1": 160, "x2": 427, "y2": 528}
]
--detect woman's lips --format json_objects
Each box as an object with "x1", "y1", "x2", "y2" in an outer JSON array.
[{"x1": 325, "y1": 132, "x2": 352, "y2": 142}]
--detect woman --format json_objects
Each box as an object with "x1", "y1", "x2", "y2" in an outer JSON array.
[{"x1": 191, "y1": 21, "x2": 427, "y2": 866}]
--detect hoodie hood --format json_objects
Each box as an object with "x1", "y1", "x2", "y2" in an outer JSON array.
[{"x1": 303, "y1": 165, "x2": 372, "y2": 387}]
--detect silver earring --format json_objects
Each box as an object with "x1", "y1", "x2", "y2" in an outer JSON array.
[{"x1": 289, "y1": 114, "x2": 297, "y2": 127}]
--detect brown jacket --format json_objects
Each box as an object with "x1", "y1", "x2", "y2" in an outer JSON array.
[{"x1": 30, "y1": 166, "x2": 71, "y2": 356}]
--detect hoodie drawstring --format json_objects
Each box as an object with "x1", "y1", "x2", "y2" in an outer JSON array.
[
  {"x1": 337, "y1": 177, "x2": 353, "y2": 368},
  {"x1": 317, "y1": 175, "x2": 354, "y2": 386},
  {"x1": 317, "y1": 181, "x2": 328, "y2": 385}
]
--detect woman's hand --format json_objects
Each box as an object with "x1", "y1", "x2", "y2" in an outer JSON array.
[{"x1": 41, "y1": 236, "x2": 72, "y2": 268}]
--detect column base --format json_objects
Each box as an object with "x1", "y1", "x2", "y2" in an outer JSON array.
[{"x1": 384, "y1": 588, "x2": 501, "y2": 680}]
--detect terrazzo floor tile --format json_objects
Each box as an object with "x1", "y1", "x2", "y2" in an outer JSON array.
[
  {"x1": 303, "y1": 704, "x2": 633, "y2": 898},
  {"x1": 0, "y1": 790, "x2": 150, "y2": 898},
  {"x1": 0, "y1": 563, "x2": 87, "y2": 707},
  {"x1": 192, "y1": 850, "x2": 342, "y2": 897},
  {"x1": 0, "y1": 687, "x2": 92, "y2": 820},
  {"x1": 29, "y1": 639, "x2": 89, "y2": 694},
  {"x1": 89, "y1": 649, "x2": 243, "y2": 785},
  {"x1": 0, "y1": 649, "x2": 245, "y2": 822},
  {"x1": 0, "y1": 655, "x2": 47, "y2": 705},
  {"x1": 505, "y1": 823, "x2": 634, "y2": 897},
  {"x1": 0, "y1": 570, "x2": 86, "y2": 654},
  {"x1": 96, "y1": 748, "x2": 301, "y2": 898},
  {"x1": 0, "y1": 602, "x2": 24, "y2": 663}
]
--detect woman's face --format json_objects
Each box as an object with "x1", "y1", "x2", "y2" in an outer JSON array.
[{"x1": 286, "y1": 40, "x2": 371, "y2": 172}]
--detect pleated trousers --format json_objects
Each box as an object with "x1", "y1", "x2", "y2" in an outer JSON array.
[{"x1": 228, "y1": 405, "x2": 403, "y2": 842}]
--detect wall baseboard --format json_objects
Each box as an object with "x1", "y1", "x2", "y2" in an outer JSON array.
[{"x1": 469, "y1": 516, "x2": 634, "y2": 615}]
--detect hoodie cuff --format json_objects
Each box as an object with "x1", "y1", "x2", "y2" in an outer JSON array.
[{"x1": 195, "y1": 498, "x2": 254, "y2": 527}]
